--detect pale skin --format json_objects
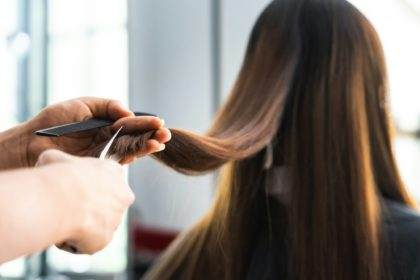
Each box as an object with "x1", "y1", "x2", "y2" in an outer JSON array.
[{"x1": 0, "y1": 97, "x2": 172, "y2": 264}]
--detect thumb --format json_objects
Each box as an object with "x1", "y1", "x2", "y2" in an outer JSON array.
[{"x1": 36, "y1": 149, "x2": 77, "y2": 166}]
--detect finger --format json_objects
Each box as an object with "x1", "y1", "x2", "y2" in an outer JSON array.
[
  {"x1": 56, "y1": 242, "x2": 79, "y2": 254},
  {"x1": 119, "y1": 140, "x2": 165, "y2": 163},
  {"x1": 79, "y1": 97, "x2": 134, "y2": 120},
  {"x1": 59, "y1": 238, "x2": 106, "y2": 256},
  {"x1": 36, "y1": 149, "x2": 77, "y2": 166},
  {"x1": 119, "y1": 156, "x2": 136, "y2": 165},
  {"x1": 123, "y1": 187, "x2": 136, "y2": 206},
  {"x1": 146, "y1": 139, "x2": 165, "y2": 154},
  {"x1": 112, "y1": 116, "x2": 164, "y2": 133},
  {"x1": 153, "y1": 128, "x2": 172, "y2": 144},
  {"x1": 138, "y1": 139, "x2": 165, "y2": 157}
]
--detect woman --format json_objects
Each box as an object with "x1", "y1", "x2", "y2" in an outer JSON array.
[{"x1": 110, "y1": 0, "x2": 420, "y2": 279}]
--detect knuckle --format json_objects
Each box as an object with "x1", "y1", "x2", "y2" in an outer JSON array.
[
  {"x1": 78, "y1": 234, "x2": 108, "y2": 255},
  {"x1": 78, "y1": 96, "x2": 93, "y2": 103},
  {"x1": 40, "y1": 149, "x2": 55, "y2": 156},
  {"x1": 77, "y1": 214, "x2": 94, "y2": 240},
  {"x1": 37, "y1": 149, "x2": 57, "y2": 164},
  {"x1": 85, "y1": 246, "x2": 98, "y2": 255},
  {"x1": 91, "y1": 235, "x2": 112, "y2": 254},
  {"x1": 109, "y1": 99, "x2": 121, "y2": 106},
  {"x1": 125, "y1": 189, "x2": 136, "y2": 205}
]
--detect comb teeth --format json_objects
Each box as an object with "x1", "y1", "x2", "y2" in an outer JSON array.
[
  {"x1": 34, "y1": 111, "x2": 157, "y2": 137},
  {"x1": 34, "y1": 118, "x2": 113, "y2": 137}
]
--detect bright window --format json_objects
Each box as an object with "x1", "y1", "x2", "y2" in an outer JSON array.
[
  {"x1": 349, "y1": 0, "x2": 420, "y2": 198},
  {"x1": 0, "y1": 0, "x2": 128, "y2": 277},
  {"x1": 0, "y1": 0, "x2": 26, "y2": 277},
  {"x1": 0, "y1": 0, "x2": 19, "y2": 130},
  {"x1": 47, "y1": 0, "x2": 128, "y2": 104},
  {"x1": 46, "y1": 0, "x2": 129, "y2": 276}
]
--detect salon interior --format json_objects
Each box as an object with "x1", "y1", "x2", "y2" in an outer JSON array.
[{"x1": 0, "y1": 0, "x2": 419, "y2": 279}]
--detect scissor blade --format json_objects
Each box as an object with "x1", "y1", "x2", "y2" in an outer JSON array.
[{"x1": 99, "y1": 126, "x2": 123, "y2": 160}]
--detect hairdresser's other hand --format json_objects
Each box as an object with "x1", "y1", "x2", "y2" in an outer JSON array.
[
  {"x1": 13, "y1": 97, "x2": 170, "y2": 167},
  {"x1": 111, "y1": 116, "x2": 172, "y2": 164},
  {"x1": 36, "y1": 149, "x2": 134, "y2": 255}
]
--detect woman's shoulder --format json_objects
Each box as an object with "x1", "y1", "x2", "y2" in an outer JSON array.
[
  {"x1": 384, "y1": 198, "x2": 420, "y2": 247},
  {"x1": 384, "y1": 199, "x2": 420, "y2": 228},
  {"x1": 383, "y1": 199, "x2": 420, "y2": 280}
]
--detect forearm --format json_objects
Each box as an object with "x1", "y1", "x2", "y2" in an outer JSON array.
[
  {"x1": 0, "y1": 165, "x2": 74, "y2": 263},
  {"x1": 0, "y1": 124, "x2": 31, "y2": 170}
]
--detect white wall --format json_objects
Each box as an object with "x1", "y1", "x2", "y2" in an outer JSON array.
[
  {"x1": 220, "y1": 0, "x2": 271, "y2": 98},
  {"x1": 348, "y1": 0, "x2": 420, "y2": 196},
  {"x1": 128, "y1": 0, "x2": 214, "y2": 230},
  {"x1": 348, "y1": 0, "x2": 420, "y2": 131},
  {"x1": 127, "y1": 0, "x2": 273, "y2": 231}
]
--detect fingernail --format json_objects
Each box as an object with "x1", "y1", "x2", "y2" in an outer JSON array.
[
  {"x1": 158, "y1": 144, "x2": 166, "y2": 151},
  {"x1": 160, "y1": 119, "x2": 165, "y2": 127}
]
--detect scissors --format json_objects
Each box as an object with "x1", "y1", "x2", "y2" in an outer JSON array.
[{"x1": 99, "y1": 126, "x2": 124, "y2": 160}]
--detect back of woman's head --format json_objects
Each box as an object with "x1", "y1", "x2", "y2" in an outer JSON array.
[{"x1": 109, "y1": 0, "x2": 416, "y2": 279}]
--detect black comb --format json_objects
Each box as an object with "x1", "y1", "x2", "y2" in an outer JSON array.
[{"x1": 34, "y1": 112, "x2": 156, "y2": 137}]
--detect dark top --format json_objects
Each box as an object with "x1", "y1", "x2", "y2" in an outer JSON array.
[{"x1": 246, "y1": 199, "x2": 420, "y2": 280}]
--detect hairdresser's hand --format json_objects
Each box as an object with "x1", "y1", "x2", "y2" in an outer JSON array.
[
  {"x1": 36, "y1": 149, "x2": 135, "y2": 255},
  {"x1": 2, "y1": 97, "x2": 171, "y2": 168}
]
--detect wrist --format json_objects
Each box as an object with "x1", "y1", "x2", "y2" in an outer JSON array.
[{"x1": 0, "y1": 122, "x2": 32, "y2": 169}]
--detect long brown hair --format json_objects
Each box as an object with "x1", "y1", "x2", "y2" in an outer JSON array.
[{"x1": 108, "y1": 0, "x2": 416, "y2": 279}]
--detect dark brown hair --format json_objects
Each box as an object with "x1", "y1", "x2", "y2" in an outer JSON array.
[{"x1": 101, "y1": 0, "x2": 416, "y2": 279}]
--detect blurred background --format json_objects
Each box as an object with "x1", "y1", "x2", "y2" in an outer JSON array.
[{"x1": 0, "y1": 0, "x2": 419, "y2": 279}]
